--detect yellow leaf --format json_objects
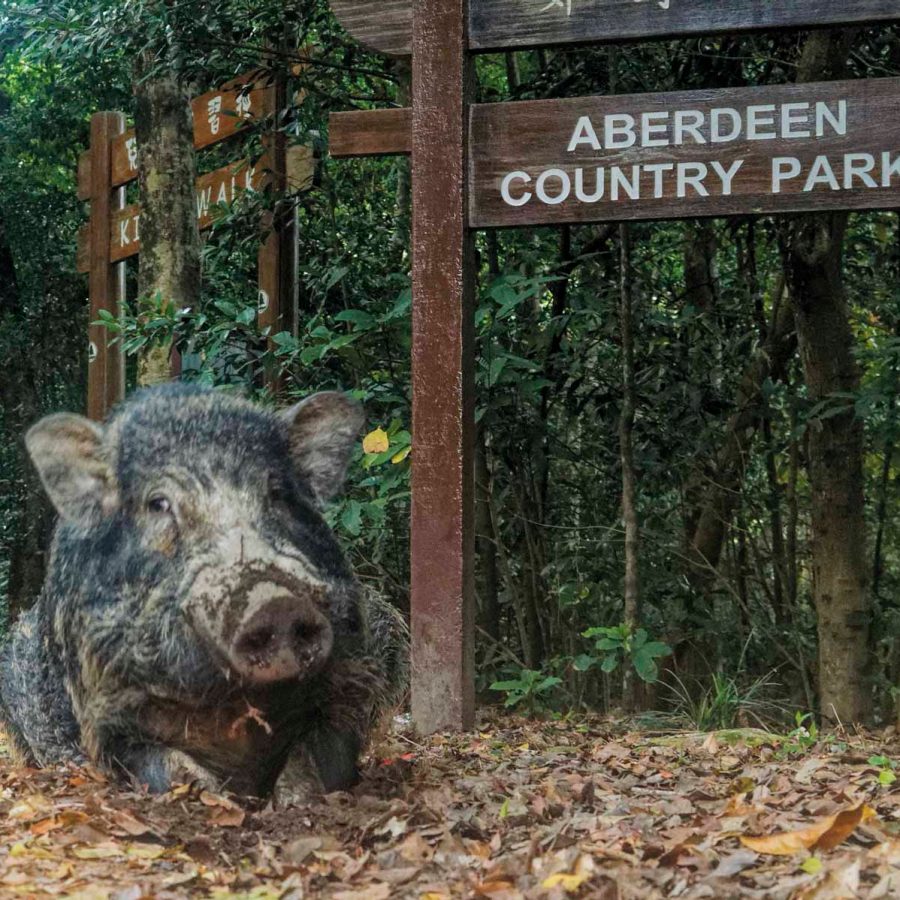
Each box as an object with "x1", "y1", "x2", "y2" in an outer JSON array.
[
  {"x1": 740, "y1": 803, "x2": 875, "y2": 856},
  {"x1": 125, "y1": 843, "x2": 166, "y2": 859},
  {"x1": 10, "y1": 840, "x2": 55, "y2": 859},
  {"x1": 72, "y1": 843, "x2": 124, "y2": 859},
  {"x1": 391, "y1": 446, "x2": 411, "y2": 464},
  {"x1": 363, "y1": 428, "x2": 390, "y2": 455},
  {"x1": 541, "y1": 872, "x2": 589, "y2": 892},
  {"x1": 801, "y1": 857, "x2": 823, "y2": 875}
]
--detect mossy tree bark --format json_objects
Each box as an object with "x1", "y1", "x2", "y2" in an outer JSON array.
[{"x1": 133, "y1": 56, "x2": 201, "y2": 385}]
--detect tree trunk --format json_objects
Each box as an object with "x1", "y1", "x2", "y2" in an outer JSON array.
[
  {"x1": 686, "y1": 285, "x2": 796, "y2": 595},
  {"x1": 0, "y1": 215, "x2": 54, "y2": 621},
  {"x1": 475, "y1": 428, "x2": 500, "y2": 641},
  {"x1": 619, "y1": 223, "x2": 640, "y2": 709},
  {"x1": 133, "y1": 58, "x2": 201, "y2": 385},
  {"x1": 781, "y1": 29, "x2": 871, "y2": 726}
]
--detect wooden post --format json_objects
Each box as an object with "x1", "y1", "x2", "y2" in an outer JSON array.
[
  {"x1": 410, "y1": 0, "x2": 476, "y2": 732},
  {"x1": 87, "y1": 111, "x2": 126, "y2": 422},
  {"x1": 258, "y1": 69, "x2": 296, "y2": 394}
]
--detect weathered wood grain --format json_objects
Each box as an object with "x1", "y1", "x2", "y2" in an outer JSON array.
[
  {"x1": 77, "y1": 158, "x2": 270, "y2": 271},
  {"x1": 77, "y1": 75, "x2": 275, "y2": 199},
  {"x1": 87, "y1": 112, "x2": 126, "y2": 421},
  {"x1": 409, "y1": 0, "x2": 476, "y2": 734},
  {"x1": 469, "y1": 0, "x2": 900, "y2": 51},
  {"x1": 327, "y1": 0, "x2": 900, "y2": 56},
  {"x1": 329, "y1": 0, "x2": 411, "y2": 55},
  {"x1": 469, "y1": 76, "x2": 900, "y2": 228},
  {"x1": 329, "y1": 108, "x2": 412, "y2": 157}
]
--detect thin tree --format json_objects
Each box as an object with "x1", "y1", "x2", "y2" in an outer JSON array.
[{"x1": 619, "y1": 222, "x2": 640, "y2": 710}]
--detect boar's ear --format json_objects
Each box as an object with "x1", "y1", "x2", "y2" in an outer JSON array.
[
  {"x1": 25, "y1": 414, "x2": 116, "y2": 526},
  {"x1": 281, "y1": 392, "x2": 364, "y2": 504}
]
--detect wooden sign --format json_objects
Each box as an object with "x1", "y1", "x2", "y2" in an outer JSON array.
[
  {"x1": 329, "y1": 0, "x2": 900, "y2": 57},
  {"x1": 77, "y1": 75, "x2": 275, "y2": 200},
  {"x1": 469, "y1": 77, "x2": 900, "y2": 227},
  {"x1": 328, "y1": 108, "x2": 411, "y2": 158},
  {"x1": 77, "y1": 149, "x2": 315, "y2": 271},
  {"x1": 78, "y1": 159, "x2": 263, "y2": 271}
]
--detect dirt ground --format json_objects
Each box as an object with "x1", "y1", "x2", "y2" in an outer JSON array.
[{"x1": 0, "y1": 714, "x2": 898, "y2": 899}]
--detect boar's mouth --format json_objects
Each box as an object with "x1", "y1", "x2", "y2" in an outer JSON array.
[{"x1": 186, "y1": 566, "x2": 335, "y2": 688}]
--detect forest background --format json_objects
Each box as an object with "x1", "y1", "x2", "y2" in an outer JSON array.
[{"x1": 0, "y1": 0, "x2": 898, "y2": 734}]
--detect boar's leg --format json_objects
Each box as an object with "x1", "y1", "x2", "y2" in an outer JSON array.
[
  {"x1": 272, "y1": 725, "x2": 360, "y2": 805},
  {"x1": 114, "y1": 743, "x2": 220, "y2": 794},
  {"x1": 307, "y1": 724, "x2": 361, "y2": 792},
  {"x1": 0, "y1": 607, "x2": 83, "y2": 767}
]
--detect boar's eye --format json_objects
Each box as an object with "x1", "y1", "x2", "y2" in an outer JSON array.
[
  {"x1": 268, "y1": 473, "x2": 291, "y2": 505},
  {"x1": 147, "y1": 494, "x2": 173, "y2": 516}
]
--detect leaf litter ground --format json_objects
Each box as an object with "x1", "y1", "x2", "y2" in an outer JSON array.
[{"x1": 0, "y1": 715, "x2": 898, "y2": 899}]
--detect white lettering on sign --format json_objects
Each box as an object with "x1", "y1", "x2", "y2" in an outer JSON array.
[
  {"x1": 125, "y1": 136, "x2": 138, "y2": 171},
  {"x1": 563, "y1": 100, "x2": 846, "y2": 151},
  {"x1": 772, "y1": 151, "x2": 900, "y2": 193},
  {"x1": 207, "y1": 96, "x2": 223, "y2": 135},
  {"x1": 235, "y1": 90, "x2": 252, "y2": 118},
  {"x1": 119, "y1": 213, "x2": 140, "y2": 248},
  {"x1": 196, "y1": 165, "x2": 258, "y2": 220},
  {"x1": 496, "y1": 96, "x2": 883, "y2": 210},
  {"x1": 539, "y1": 0, "x2": 670, "y2": 14}
]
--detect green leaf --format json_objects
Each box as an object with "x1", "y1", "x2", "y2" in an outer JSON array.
[
  {"x1": 641, "y1": 641, "x2": 672, "y2": 659},
  {"x1": 334, "y1": 309, "x2": 375, "y2": 329},
  {"x1": 581, "y1": 627, "x2": 610, "y2": 639},
  {"x1": 340, "y1": 500, "x2": 362, "y2": 536},
  {"x1": 490, "y1": 680, "x2": 524, "y2": 692},
  {"x1": 601, "y1": 653, "x2": 619, "y2": 673},
  {"x1": 572, "y1": 654, "x2": 596, "y2": 673},
  {"x1": 323, "y1": 266, "x2": 348, "y2": 290},
  {"x1": 595, "y1": 638, "x2": 622, "y2": 651},
  {"x1": 632, "y1": 649, "x2": 660, "y2": 683}
]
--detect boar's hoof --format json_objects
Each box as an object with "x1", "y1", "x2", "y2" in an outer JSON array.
[{"x1": 230, "y1": 595, "x2": 333, "y2": 685}]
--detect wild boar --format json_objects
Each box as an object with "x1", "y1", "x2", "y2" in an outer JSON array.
[{"x1": 0, "y1": 384, "x2": 407, "y2": 799}]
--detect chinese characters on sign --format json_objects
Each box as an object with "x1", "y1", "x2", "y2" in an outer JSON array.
[
  {"x1": 125, "y1": 136, "x2": 138, "y2": 172},
  {"x1": 328, "y1": 0, "x2": 900, "y2": 56},
  {"x1": 207, "y1": 96, "x2": 223, "y2": 135},
  {"x1": 540, "y1": 0, "x2": 670, "y2": 14},
  {"x1": 208, "y1": 90, "x2": 253, "y2": 136}
]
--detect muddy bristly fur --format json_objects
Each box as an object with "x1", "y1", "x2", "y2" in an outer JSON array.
[{"x1": 0, "y1": 385, "x2": 408, "y2": 799}]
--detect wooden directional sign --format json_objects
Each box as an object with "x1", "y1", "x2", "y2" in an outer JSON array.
[
  {"x1": 471, "y1": 77, "x2": 900, "y2": 226},
  {"x1": 77, "y1": 74, "x2": 275, "y2": 200},
  {"x1": 329, "y1": 0, "x2": 900, "y2": 57},
  {"x1": 76, "y1": 149, "x2": 315, "y2": 272},
  {"x1": 78, "y1": 159, "x2": 263, "y2": 271}
]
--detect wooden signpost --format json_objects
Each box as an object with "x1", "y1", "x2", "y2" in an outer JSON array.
[
  {"x1": 328, "y1": 2, "x2": 900, "y2": 735},
  {"x1": 330, "y1": 0, "x2": 900, "y2": 56},
  {"x1": 470, "y1": 77, "x2": 900, "y2": 226},
  {"x1": 80, "y1": 71, "x2": 314, "y2": 420}
]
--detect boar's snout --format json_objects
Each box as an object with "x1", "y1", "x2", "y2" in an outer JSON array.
[{"x1": 229, "y1": 591, "x2": 334, "y2": 685}]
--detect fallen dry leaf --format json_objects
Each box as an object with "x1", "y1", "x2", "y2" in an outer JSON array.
[
  {"x1": 541, "y1": 871, "x2": 590, "y2": 891},
  {"x1": 740, "y1": 803, "x2": 876, "y2": 855},
  {"x1": 208, "y1": 804, "x2": 246, "y2": 827}
]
